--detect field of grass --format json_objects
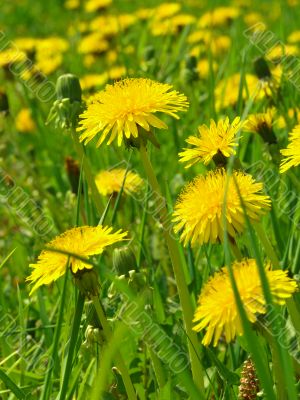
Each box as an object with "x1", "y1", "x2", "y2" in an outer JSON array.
[{"x1": 1, "y1": 0, "x2": 300, "y2": 399}]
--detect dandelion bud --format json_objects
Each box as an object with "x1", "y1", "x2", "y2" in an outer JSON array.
[
  {"x1": 238, "y1": 358, "x2": 260, "y2": 399},
  {"x1": 47, "y1": 74, "x2": 83, "y2": 129},
  {"x1": 84, "y1": 324, "x2": 104, "y2": 347},
  {"x1": 128, "y1": 270, "x2": 147, "y2": 292},
  {"x1": 113, "y1": 246, "x2": 137, "y2": 276},
  {"x1": 56, "y1": 73, "x2": 82, "y2": 103},
  {"x1": 254, "y1": 57, "x2": 271, "y2": 80},
  {"x1": 73, "y1": 268, "x2": 100, "y2": 298}
]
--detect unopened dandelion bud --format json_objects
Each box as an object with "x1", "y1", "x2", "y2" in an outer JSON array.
[
  {"x1": 254, "y1": 57, "x2": 271, "y2": 80},
  {"x1": 128, "y1": 270, "x2": 147, "y2": 292},
  {"x1": 84, "y1": 324, "x2": 104, "y2": 346},
  {"x1": 238, "y1": 358, "x2": 260, "y2": 399},
  {"x1": 47, "y1": 74, "x2": 83, "y2": 129},
  {"x1": 113, "y1": 246, "x2": 137, "y2": 276},
  {"x1": 56, "y1": 73, "x2": 82, "y2": 103},
  {"x1": 73, "y1": 267, "x2": 100, "y2": 298}
]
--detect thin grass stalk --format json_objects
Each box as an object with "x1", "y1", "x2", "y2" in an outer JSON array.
[
  {"x1": 234, "y1": 177, "x2": 298, "y2": 400},
  {"x1": 92, "y1": 296, "x2": 137, "y2": 400},
  {"x1": 253, "y1": 221, "x2": 280, "y2": 269},
  {"x1": 40, "y1": 259, "x2": 70, "y2": 400},
  {"x1": 139, "y1": 143, "x2": 204, "y2": 391},
  {"x1": 58, "y1": 293, "x2": 85, "y2": 400},
  {"x1": 71, "y1": 129, "x2": 103, "y2": 216},
  {"x1": 148, "y1": 347, "x2": 166, "y2": 389}
]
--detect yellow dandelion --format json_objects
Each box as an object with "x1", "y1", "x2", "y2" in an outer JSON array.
[
  {"x1": 78, "y1": 78, "x2": 189, "y2": 147},
  {"x1": 95, "y1": 168, "x2": 143, "y2": 196},
  {"x1": 85, "y1": 0, "x2": 112, "y2": 12},
  {"x1": 15, "y1": 108, "x2": 36, "y2": 133},
  {"x1": 280, "y1": 125, "x2": 300, "y2": 173},
  {"x1": 27, "y1": 226, "x2": 127, "y2": 294},
  {"x1": 288, "y1": 30, "x2": 300, "y2": 44},
  {"x1": 245, "y1": 108, "x2": 277, "y2": 144},
  {"x1": 179, "y1": 117, "x2": 244, "y2": 168},
  {"x1": 198, "y1": 7, "x2": 239, "y2": 28},
  {"x1": 154, "y1": 3, "x2": 181, "y2": 20},
  {"x1": 77, "y1": 33, "x2": 109, "y2": 54},
  {"x1": 0, "y1": 48, "x2": 26, "y2": 68},
  {"x1": 193, "y1": 258, "x2": 297, "y2": 346},
  {"x1": 173, "y1": 169, "x2": 271, "y2": 246},
  {"x1": 196, "y1": 59, "x2": 218, "y2": 79}
]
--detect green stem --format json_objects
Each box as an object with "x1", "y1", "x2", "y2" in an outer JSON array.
[
  {"x1": 253, "y1": 222, "x2": 280, "y2": 269},
  {"x1": 148, "y1": 346, "x2": 166, "y2": 389},
  {"x1": 58, "y1": 293, "x2": 85, "y2": 400},
  {"x1": 261, "y1": 327, "x2": 287, "y2": 400},
  {"x1": 41, "y1": 262, "x2": 69, "y2": 400},
  {"x1": 139, "y1": 144, "x2": 204, "y2": 391},
  {"x1": 287, "y1": 297, "x2": 300, "y2": 336},
  {"x1": 92, "y1": 297, "x2": 137, "y2": 400},
  {"x1": 229, "y1": 239, "x2": 242, "y2": 261},
  {"x1": 71, "y1": 130, "x2": 103, "y2": 216}
]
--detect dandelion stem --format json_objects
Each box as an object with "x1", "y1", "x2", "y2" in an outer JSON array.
[
  {"x1": 148, "y1": 346, "x2": 166, "y2": 389},
  {"x1": 229, "y1": 238, "x2": 242, "y2": 261},
  {"x1": 260, "y1": 326, "x2": 287, "y2": 400},
  {"x1": 71, "y1": 129, "x2": 104, "y2": 216},
  {"x1": 253, "y1": 222, "x2": 280, "y2": 269},
  {"x1": 92, "y1": 296, "x2": 137, "y2": 400},
  {"x1": 58, "y1": 292, "x2": 85, "y2": 400},
  {"x1": 139, "y1": 143, "x2": 204, "y2": 391}
]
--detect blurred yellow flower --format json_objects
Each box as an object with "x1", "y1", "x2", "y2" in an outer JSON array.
[
  {"x1": 245, "y1": 108, "x2": 277, "y2": 144},
  {"x1": 85, "y1": 0, "x2": 112, "y2": 12},
  {"x1": 64, "y1": 0, "x2": 80, "y2": 9},
  {"x1": 280, "y1": 125, "x2": 300, "y2": 173},
  {"x1": 154, "y1": 2, "x2": 181, "y2": 20},
  {"x1": 95, "y1": 168, "x2": 143, "y2": 196},
  {"x1": 196, "y1": 59, "x2": 218, "y2": 79},
  {"x1": 27, "y1": 226, "x2": 127, "y2": 294},
  {"x1": 179, "y1": 117, "x2": 244, "y2": 168},
  {"x1": 78, "y1": 33, "x2": 109, "y2": 54},
  {"x1": 78, "y1": 78, "x2": 188, "y2": 146},
  {"x1": 80, "y1": 73, "x2": 108, "y2": 91},
  {"x1": 287, "y1": 30, "x2": 300, "y2": 43},
  {"x1": 0, "y1": 49, "x2": 26, "y2": 68},
  {"x1": 215, "y1": 73, "x2": 264, "y2": 110},
  {"x1": 198, "y1": 7, "x2": 239, "y2": 28},
  {"x1": 173, "y1": 169, "x2": 271, "y2": 246},
  {"x1": 193, "y1": 259, "x2": 297, "y2": 346},
  {"x1": 16, "y1": 108, "x2": 36, "y2": 133}
]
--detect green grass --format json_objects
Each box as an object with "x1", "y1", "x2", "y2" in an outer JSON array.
[{"x1": 1, "y1": 0, "x2": 300, "y2": 399}]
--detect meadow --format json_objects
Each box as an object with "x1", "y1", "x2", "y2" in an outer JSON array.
[{"x1": 1, "y1": 0, "x2": 300, "y2": 399}]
